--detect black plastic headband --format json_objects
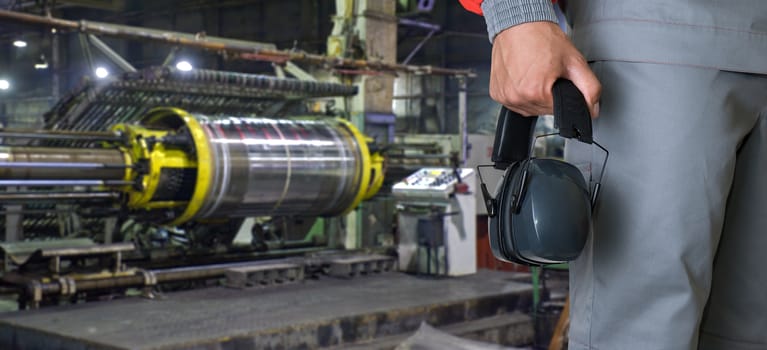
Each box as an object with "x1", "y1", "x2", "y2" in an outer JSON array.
[{"x1": 490, "y1": 79, "x2": 593, "y2": 170}]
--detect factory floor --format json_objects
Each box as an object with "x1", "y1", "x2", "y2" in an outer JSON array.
[{"x1": 0, "y1": 270, "x2": 534, "y2": 350}]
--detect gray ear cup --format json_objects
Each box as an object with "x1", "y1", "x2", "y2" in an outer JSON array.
[
  {"x1": 514, "y1": 159, "x2": 590, "y2": 263},
  {"x1": 487, "y1": 158, "x2": 592, "y2": 265}
]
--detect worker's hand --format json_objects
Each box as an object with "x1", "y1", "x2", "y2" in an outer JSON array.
[{"x1": 490, "y1": 21, "x2": 601, "y2": 118}]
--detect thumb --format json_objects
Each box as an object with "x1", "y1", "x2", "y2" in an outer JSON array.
[{"x1": 563, "y1": 60, "x2": 602, "y2": 118}]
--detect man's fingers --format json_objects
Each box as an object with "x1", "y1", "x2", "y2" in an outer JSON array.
[
  {"x1": 491, "y1": 77, "x2": 555, "y2": 116},
  {"x1": 504, "y1": 103, "x2": 549, "y2": 117},
  {"x1": 504, "y1": 104, "x2": 530, "y2": 117}
]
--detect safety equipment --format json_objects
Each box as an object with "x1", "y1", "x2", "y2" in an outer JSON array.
[{"x1": 478, "y1": 79, "x2": 608, "y2": 266}]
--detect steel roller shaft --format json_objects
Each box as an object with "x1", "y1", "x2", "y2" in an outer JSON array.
[
  {"x1": 0, "y1": 147, "x2": 127, "y2": 181},
  {"x1": 0, "y1": 192, "x2": 119, "y2": 202}
]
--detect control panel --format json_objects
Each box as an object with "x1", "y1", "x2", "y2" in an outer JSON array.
[
  {"x1": 392, "y1": 168, "x2": 474, "y2": 201},
  {"x1": 393, "y1": 167, "x2": 477, "y2": 276}
]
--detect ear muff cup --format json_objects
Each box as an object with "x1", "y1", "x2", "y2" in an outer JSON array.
[
  {"x1": 488, "y1": 158, "x2": 592, "y2": 265},
  {"x1": 489, "y1": 161, "x2": 532, "y2": 265}
]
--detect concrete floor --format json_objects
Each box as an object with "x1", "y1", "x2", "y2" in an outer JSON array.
[{"x1": 0, "y1": 270, "x2": 532, "y2": 350}]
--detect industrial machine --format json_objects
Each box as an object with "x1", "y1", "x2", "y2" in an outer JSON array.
[
  {"x1": 0, "y1": 6, "x2": 474, "y2": 311},
  {"x1": 393, "y1": 167, "x2": 476, "y2": 276},
  {"x1": 0, "y1": 67, "x2": 391, "y2": 308},
  {"x1": 0, "y1": 108, "x2": 383, "y2": 225},
  {"x1": 0, "y1": 66, "x2": 382, "y2": 240}
]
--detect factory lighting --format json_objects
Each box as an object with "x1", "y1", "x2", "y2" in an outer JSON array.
[
  {"x1": 176, "y1": 60, "x2": 193, "y2": 71},
  {"x1": 13, "y1": 40, "x2": 27, "y2": 48},
  {"x1": 34, "y1": 55, "x2": 49, "y2": 70},
  {"x1": 0, "y1": 79, "x2": 9, "y2": 91},
  {"x1": 95, "y1": 67, "x2": 109, "y2": 79}
]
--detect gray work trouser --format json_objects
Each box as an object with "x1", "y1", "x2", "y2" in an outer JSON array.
[{"x1": 565, "y1": 61, "x2": 767, "y2": 350}]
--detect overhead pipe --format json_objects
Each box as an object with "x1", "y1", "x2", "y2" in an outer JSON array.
[{"x1": 0, "y1": 9, "x2": 475, "y2": 77}]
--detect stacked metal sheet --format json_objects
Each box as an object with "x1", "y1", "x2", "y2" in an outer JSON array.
[{"x1": 45, "y1": 66, "x2": 357, "y2": 132}]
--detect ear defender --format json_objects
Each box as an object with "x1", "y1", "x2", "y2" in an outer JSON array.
[{"x1": 477, "y1": 79, "x2": 609, "y2": 266}]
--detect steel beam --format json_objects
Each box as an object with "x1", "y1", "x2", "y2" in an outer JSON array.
[{"x1": 0, "y1": 9, "x2": 474, "y2": 77}]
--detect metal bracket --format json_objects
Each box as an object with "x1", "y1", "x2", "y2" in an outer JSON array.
[
  {"x1": 136, "y1": 269, "x2": 158, "y2": 299},
  {"x1": 58, "y1": 277, "x2": 77, "y2": 296},
  {"x1": 87, "y1": 34, "x2": 137, "y2": 73},
  {"x1": 26, "y1": 280, "x2": 42, "y2": 309},
  {"x1": 284, "y1": 61, "x2": 317, "y2": 82},
  {"x1": 399, "y1": 18, "x2": 440, "y2": 65},
  {"x1": 136, "y1": 269, "x2": 157, "y2": 286}
]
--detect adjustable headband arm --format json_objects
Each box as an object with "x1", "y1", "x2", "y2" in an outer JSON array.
[{"x1": 491, "y1": 110, "x2": 537, "y2": 170}]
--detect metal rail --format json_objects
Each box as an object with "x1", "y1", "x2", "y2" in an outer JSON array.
[
  {"x1": 0, "y1": 129, "x2": 124, "y2": 142},
  {"x1": 0, "y1": 180, "x2": 131, "y2": 186},
  {"x1": 11, "y1": 251, "x2": 393, "y2": 306},
  {"x1": 0, "y1": 162, "x2": 127, "y2": 169},
  {"x1": 0, "y1": 9, "x2": 475, "y2": 77},
  {"x1": 0, "y1": 192, "x2": 119, "y2": 202}
]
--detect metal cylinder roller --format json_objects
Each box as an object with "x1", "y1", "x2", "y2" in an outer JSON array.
[
  {"x1": 132, "y1": 108, "x2": 382, "y2": 224},
  {"x1": 194, "y1": 116, "x2": 364, "y2": 218}
]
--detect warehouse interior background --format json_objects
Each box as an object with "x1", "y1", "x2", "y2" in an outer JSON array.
[
  {"x1": 0, "y1": 1, "x2": 569, "y2": 349},
  {"x1": 0, "y1": 0, "x2": 498, "y2": 132}
]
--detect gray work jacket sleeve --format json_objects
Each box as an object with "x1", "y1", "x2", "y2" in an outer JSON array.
[{"x1": 481, "y1": 0, "x2": 558, "y2": 43}]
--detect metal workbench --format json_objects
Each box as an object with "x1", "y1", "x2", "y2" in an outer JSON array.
[{"x1": 0, "y1": 270, "x2": 532, "y2": 349}]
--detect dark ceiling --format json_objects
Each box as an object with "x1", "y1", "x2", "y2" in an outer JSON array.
[{"x1": 0, "y1": 0, "x2": 491, "y2": 98}]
